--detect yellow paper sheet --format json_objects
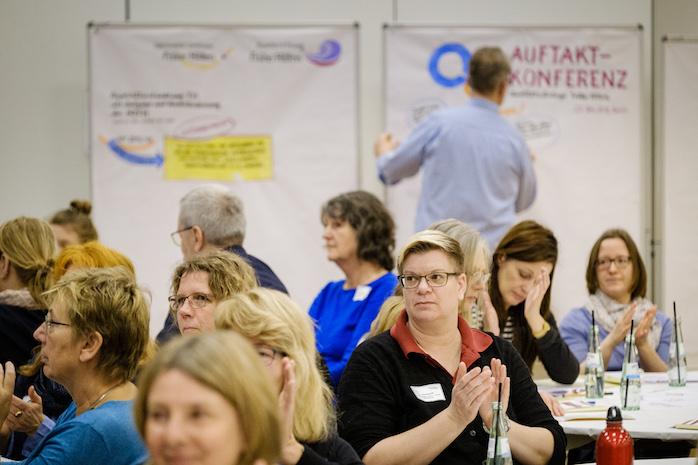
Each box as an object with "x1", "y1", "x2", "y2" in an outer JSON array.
[{"x1": 164, "y1": 136, "x2": 273, "y2": 181}]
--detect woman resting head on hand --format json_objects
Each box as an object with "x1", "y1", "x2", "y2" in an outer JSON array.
[{"x1": 488, "y1": 220, "x2": 579, "y2": 385}]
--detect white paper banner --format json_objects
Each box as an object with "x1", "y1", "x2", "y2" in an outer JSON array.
[
  {"x1": 89, "y1": 24, "x2": 358, "y2": 335},
  {"x1": 384, "y1": 26, "x2": 643, "y2": 318},
  {"x1": 663, "y1": 39, "x2": 698, "y2": 359}
]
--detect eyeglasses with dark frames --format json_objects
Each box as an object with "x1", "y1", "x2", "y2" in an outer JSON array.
[
  {"x1": 596, "y1": 256, "x2": 631, "y2": 271},
  {"x1": 44, "y1": 313, "x2": 71, "y2": 331},
  {"x1": 398, "y1": 272, "x2": 459, "y2": 289},
  {"x1": 254, "y1": 345, "x2": 287, "y2": 366}
]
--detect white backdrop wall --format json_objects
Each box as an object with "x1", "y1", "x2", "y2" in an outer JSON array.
[{"x1": 5, "y1": 0, "x2": 691, "y2": 339}]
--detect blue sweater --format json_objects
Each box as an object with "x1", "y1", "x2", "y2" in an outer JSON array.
[
  {"x1": 309, "y1": 272, "x2": 397, "y2": 389},
  {"x1": 18, "y1": 400, "x2": 148, "y2": 465},
  {"x1": 560, "y1": 306, "x2": 672, "y2": 371}
]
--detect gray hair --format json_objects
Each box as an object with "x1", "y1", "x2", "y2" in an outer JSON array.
[{"x1": 178, "y1": 185, "x2": 246, "y2": 247}]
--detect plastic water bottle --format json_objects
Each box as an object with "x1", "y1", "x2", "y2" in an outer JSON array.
[
  {"x1": 584, "y1": 315, "x2": 605, "y2": 398},
  {"x1": 620, "y1": 333, "x2": 641, "y2": 410},
  {"x1": 596, "y1": 406, "x2": 634, "y2": 465},
  {"x1": 485, "y1": 401, "x2": 513, "y2": 465},
  {"x1": 668, "y1": 312, "x2": 687, "y2": 387}
]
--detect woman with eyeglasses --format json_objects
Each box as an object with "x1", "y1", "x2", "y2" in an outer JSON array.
[
  {"x1": 560, "y1": 229, "x2": 671, "y2": 372},
  {"x1": 1, "y1": 241, "x2": 146, "y2": 461},
  {"x1": 168, "y1": 250, "x2": 257, "y2": 335},
  {"x1": 216, "y1": 288, "x2": 363, "y2": 465},
  {"x1": 367, "y1": 219, "x2": 497, "y2": 339},
  {"x1": 0, "y1": 267, "x2": 149, "y2": 465},
  {"x1": 485, "y1": 221, "x2": 578, "y2": 386},
  {"x1": 338, "y1": 230, "x2": 565, "y2": 465},
  {"x1": 134, "y1": 331, "x2": 281, "y2": 465},
  {"x1": 0, "y1": 217, "x2": 56, "y2": 370}
]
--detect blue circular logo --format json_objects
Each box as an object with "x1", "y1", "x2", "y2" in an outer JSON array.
[{"x1": 428, "y1": 43, "x2": 471, "y2": 88}]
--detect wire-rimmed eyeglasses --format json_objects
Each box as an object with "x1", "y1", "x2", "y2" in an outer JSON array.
[
  {"x1": 171, "y1": 226, "x2": 194, "y2": 247},
  {"x1": 168, "y1": 292, "x2": 214, "y2": 312}
]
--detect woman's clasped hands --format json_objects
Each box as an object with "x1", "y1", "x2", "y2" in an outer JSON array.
[{"x1": 446, "y1": 359, "x2": 510, "y2": 431}]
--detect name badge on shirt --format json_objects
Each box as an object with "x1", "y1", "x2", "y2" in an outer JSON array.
[
  {"x1": 410, "y1": 383, "x2": 446, "y2": 402},
  {"x1": 353, "y1": 285, "x2": 372, "y2": 301}
]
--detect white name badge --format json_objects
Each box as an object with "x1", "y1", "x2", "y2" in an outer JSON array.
[
  {"x1": 410, "y1": 383, "x2": 446, "y2": 402},
  {"x1": 353, "y1": 285, "x2": 371, "y2": 301}
]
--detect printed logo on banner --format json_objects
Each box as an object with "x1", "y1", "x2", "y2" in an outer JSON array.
[
  {"x1": 306, "y1": 40, "x2": 342, "y2": 66},
  {"x1": 157, "y1": 41, "x2": 234, "y2": 70},
  {"x1": 98, "y1": 134, "x2": 163, "y2": 167},
  {"x1": 249, "y1": 39, "x2": 341, "y2": 66},
  {"x1": 429, "y1": 43, "x2": 471, "y2": 88}
]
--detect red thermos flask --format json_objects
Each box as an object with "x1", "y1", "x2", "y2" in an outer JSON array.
[{"x1": 596, "y1": 406, "x2": 634, "y2": 465}]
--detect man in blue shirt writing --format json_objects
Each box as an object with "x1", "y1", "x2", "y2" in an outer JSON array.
[{"x1": 375, "y1": 46, "x2": 536, "y2": 249}]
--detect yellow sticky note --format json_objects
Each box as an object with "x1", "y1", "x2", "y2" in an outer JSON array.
[{"x1": 164, "y1": 136, "x2": 273, "y2": 181}]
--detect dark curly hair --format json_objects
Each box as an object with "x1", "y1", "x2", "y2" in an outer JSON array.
[{"x1": 321, "y1": 191, "x2": 395, "y2": 271}]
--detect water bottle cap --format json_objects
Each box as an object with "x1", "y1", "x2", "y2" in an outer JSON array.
[{"x1": 606, "y1": 406, "x2": 623, "y2": 422}]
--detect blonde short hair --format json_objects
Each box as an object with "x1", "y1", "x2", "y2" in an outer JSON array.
[
  {"x1": 134, "y1": 331, "x2": 281, "y2": 465},
  {"x1": 397, "y1": 230, "x2": 465, "y2": 276},
  {"x1": 45, "y1": 266, "x2": 149, "y2": 382},
  {"x1": 215, "y1": 288, "x2": 335, "y2": 442},
  {"x1": 0, "y1": 217, "x2": 57, "y2": 309}
]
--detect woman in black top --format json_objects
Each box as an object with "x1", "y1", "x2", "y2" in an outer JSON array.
[{"x1": 487, "y1": 220, "x2": 578, "y2": 385}]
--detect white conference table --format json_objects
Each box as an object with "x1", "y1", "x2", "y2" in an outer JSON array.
[{"x1": 537, "y1": 372, "x2": 698, "y2": 450}]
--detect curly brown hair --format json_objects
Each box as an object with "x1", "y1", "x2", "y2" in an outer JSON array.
[{"x1": 321, "y1": 191, "x2": 395, "y2": 271}]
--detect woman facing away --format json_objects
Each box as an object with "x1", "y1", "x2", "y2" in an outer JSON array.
[
  {"x1": 560, "y1": 228, "x2": 671, "y2": 372},
  {"x1": 216, "y1": 288, "x2": 363, "y2": 465},
  {"x1": 487, "y1": 220, "x2": 578, "y2": 385},
  {"x1": 309, "y1": 191, "x2": 397, "y2": 389},
  {"x1": 48, "y1": 201, "x2": 98, "y2": 250},
  {"x1": 0, "y1": 217, "x2": 56, "y2": 369}
]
